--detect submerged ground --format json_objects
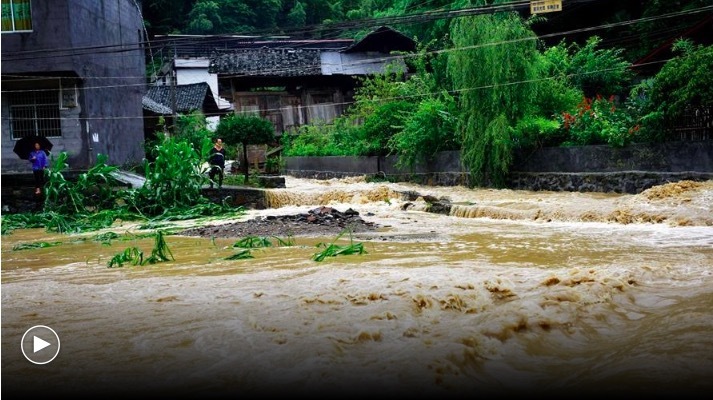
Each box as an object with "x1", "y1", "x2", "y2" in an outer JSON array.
[
  {"x1": 177, "y1": 178, "x2": 713, "y2": 240},
  {"x1": 2, "y1": 177, "x2": 712, "y2": 397}
]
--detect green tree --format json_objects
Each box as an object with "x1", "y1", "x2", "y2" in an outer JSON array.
[
  {"x1": 647, "y1": 40, "x2": 713, "y2": 124},
  {"x1": 627, "y1": 0, "x2": 711, "y2": 60},
  {"x1": 385, "y1": 42, "x2": 460, "y2": 169},
  {"x1": 185, "y1": 0, "x2": 222, "y2": 34},
  {"x1": 223, "y1": 0, "x2": 282, "y2": 32},
  {"x1": 301, "y1": 0, "x2": 340, "y2": 27},
  {"x1": 534, "y1": 44, "x2": 584, "y2": 118},
  {"x1": 388, "y1": 96, "x2": 458, "y2": 170},
  {"x1": 174, "y1": 111, "x2": 214, "y2": 159},
  {"x1": 215, "y1": 114, "x2": 276, "y2": 183},
  {"x1": 286, "y1": 1, "x2": 307, "y2": 28},
  {"x1": 447, "y1": 1, "x2": 539, "y2": 188},
  {"x1": 566, "y1": 36, "x2": 633, "y2": 97},
  {"x1": 142, "y1": 0, "x2": 196, "y2": 35}
]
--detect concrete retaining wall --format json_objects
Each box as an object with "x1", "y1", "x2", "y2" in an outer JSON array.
[
  {"x1": 285, "y1": 142, "x2": 713, "y2": 194},
  {"x1": 512, "y1": 142, "x2": 713, "y2": 173}
]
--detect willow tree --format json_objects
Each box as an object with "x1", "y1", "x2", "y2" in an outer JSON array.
[{"x1": 447, "y1": 1, "x2": 539, "y2": 187}]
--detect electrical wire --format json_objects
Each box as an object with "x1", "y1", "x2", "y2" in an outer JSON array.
[
  {"x1": 1, "y1": 2, "x2": 709, "y2": 125},
  {"x1": 2, "y1": 5, "x2": 709, "y2": 88}
]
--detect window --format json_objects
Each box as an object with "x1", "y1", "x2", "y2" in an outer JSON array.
[
  {"x1": 1, "y1": 0, "x2": 32, "y2": 32},
  {"x1": 9, "y1": 88, "x2": 62, "y2": 139}
]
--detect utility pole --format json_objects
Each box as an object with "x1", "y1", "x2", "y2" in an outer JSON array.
[{"x1": 169, "y1": 42, "x2": 177, "y2": 136}]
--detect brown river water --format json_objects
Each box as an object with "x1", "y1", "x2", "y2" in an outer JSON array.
[{"x1": 2, "y1": 177, "x2": 712, "y2": 397}]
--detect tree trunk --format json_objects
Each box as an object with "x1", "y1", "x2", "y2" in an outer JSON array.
[{"x1": 242, "y1": 142, "x2": 249, "y2": 184}]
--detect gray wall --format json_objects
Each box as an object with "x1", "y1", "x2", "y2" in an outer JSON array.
[
  {"x1": 1, "y1": 0, "x2": 146, "y2": 173},
  {"x1": 511, "y1": 142, "x2": 713, "y2": 173},
  {"x1": 285, "y1": 142, "x2": 713, "y2": 193}
]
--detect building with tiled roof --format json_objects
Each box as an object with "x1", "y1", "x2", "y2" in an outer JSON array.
[
  {"x1": 143, "y1": 82, "x2": 229, "y2": 137},
  {"x1": 149, "y1": 26, "x2": 416, "y2": 135}
]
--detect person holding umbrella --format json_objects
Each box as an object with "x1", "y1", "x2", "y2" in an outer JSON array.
[{"x1": 29, "y1": 141, "x2": 49, "y2": 195}]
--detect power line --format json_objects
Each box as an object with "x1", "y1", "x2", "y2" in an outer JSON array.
[
  {"x1": 2, "y1": 5, "x2": 709, "y2": 89},
  {"x1": 0, "y1": 56, "x2": 676, "y2": 126},
  {"x1": 2, "y1": 1, "x2": 531, "y2": 61},
  {"x1": 10, "y1": 0, "x2": 703, "y2": 61}
]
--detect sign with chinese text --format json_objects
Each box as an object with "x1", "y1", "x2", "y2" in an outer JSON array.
[{"x1": 530, "y1": 0, "x2": 562, "y2": 14}]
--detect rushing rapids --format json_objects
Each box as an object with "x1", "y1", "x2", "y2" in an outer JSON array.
[{"x1": 2, "y1": 177, "x2": 712, "y2": 397}]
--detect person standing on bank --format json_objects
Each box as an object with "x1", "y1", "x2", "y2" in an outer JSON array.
[
  {"x1": 208, "y1": 137, "x2": 226, "y2": 189},
  {"x1": 29, "y1": 141, "x2": 49, "y2": 195}
]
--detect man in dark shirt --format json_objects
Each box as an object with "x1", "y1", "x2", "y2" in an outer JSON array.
[{"x1": 208, "y1": 138, "x2": 226, "y2": 188}]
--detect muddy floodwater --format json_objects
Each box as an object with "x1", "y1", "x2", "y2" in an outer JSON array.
[{"x1": 2, "y1": 177, "x2": 712, "y2": 397}]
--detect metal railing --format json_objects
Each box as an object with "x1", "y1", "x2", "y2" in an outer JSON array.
[{"x1": 673, "y1": 105, "x2": 712, "y2": 141}]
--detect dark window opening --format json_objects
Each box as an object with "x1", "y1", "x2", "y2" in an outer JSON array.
[{"x1": 9, "y1": 88, "x2": 62, "y2": 139}]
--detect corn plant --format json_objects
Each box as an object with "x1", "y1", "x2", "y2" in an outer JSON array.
[
  {"x1": 107, "y1": 230, "x2": 174, "y2": 268},
  {"x1": 312, "y1": 228, "x2": 367, "y2": 262},
  {"x1": 8, "y1": 136, "x2": 244, "y2": 241},
  {"x1": 108, "y1": 247, "x2": 144, "y2": 268},
  {"x1": 225, "y1": 249, "x2": 254, "y2": 260},
  {"x1": 44, "y1": 153, "x2": 123, "y2": 215},
  {"x1": 1, "y1": 213, "x2": 47, "y2": 235},
  {"x1": 12, "y1": 241, "x2": 63, "y2": 251},
  {"x1": 272, "y1": 235, "x2": 295, "y2": 246},
  {"x1": 133, "y1": 135, "x2": 207, "y2": 216},
  {"x1": 143, "y1": 230, "x2": 174, "y2": 264},
  {"x1": 232, "y1": 236, "x2": 273, "y2": 248}
]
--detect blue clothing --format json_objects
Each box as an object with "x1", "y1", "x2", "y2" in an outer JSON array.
[{"x1": 30, "y1": 149, "x2": 48, "y2": 171}]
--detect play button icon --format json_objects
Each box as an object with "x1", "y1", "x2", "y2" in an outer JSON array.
[
  {"x1": 34, "y1": 336, "x2": 51, "y2": 352},
  {"x1": 21, "y1": 325, "x2": 60, "y2": 364}
]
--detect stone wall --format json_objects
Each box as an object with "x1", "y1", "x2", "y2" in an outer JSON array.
[
  {"x1": 508, "y1": 171, "x2": 713, "y2": 193},
  {"x1": 284, "y1": 142, "x2": 713, "y2": 194},
  {"x1": 511, "y1": 142, "x2": 713, "y2": 173}
]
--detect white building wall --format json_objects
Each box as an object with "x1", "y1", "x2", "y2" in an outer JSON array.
[
  {"x1": 173, "y1": 59, "x2": 232, "y2": 131},
  {"x1": 320, "y1": 52, "x2": 407, "y2": 75}
]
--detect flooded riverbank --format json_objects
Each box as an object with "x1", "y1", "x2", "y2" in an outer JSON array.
[{"x1": 2, "y1": 177, "x2": 712, "y2": 397}]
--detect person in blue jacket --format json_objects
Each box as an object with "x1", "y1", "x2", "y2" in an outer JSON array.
[{"x1": 29, "y1": 141, "x2": 49, "y2": 195}]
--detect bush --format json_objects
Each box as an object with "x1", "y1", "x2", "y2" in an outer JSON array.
[
  {"x1": 361, "y1": 101, "x2": 416, "y2": 156},
  {"x1": 511, "y1": 116, "x2": 563, "y2": 149},
  {"x1": 388, "y1": 97, "x2": 458, "y2": 170},
  {"x1": 645, "y1": 40, "x2": 713, "y2": 127},
  {"x1": 558, "y1": 95, "x2": 637, "y2": 147}
]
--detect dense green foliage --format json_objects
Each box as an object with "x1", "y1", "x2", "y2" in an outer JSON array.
[
  {"x1": 645, "y1": 40, "x2": 713, "y2": 124},
  {"x1": 173, "y1": 111, "x2": 216, "y2": 159},
  {"x1": 214, "y1": 114, "x2": 276, "y2": 183},
  {"x1": 140, "y1": 0, "x2": 711, "y2": 189},
  {"x1": 282, "y1": 47, "x2": 460, "y2": 169},
  {"x1": 137, "y1": 135, "x2": 209, "y2": 216},
  {"x1": 448, "y1": 2, "x2": 538, "y2": 187},
  {"x1": 1, "y1": 133, "x2": 244, "y2": 235},
  {"x1": 388, "y1": 96, "x2": 458, "y2": 170},
  {"x1": 142, "y1": 0, "x2": 709, "y2": 52},
  {"x1": 549, "y1": 36, "x2": 634, "y2": 98}
]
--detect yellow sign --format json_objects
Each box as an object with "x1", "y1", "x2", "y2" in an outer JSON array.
[{"x1": 530, "y1": 0, "x2": 562, "y2": 14}]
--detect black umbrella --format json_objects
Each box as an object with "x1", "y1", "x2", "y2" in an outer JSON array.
[{"x1": 13, "y1": 135, "x2": 53, "y2": 160}]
